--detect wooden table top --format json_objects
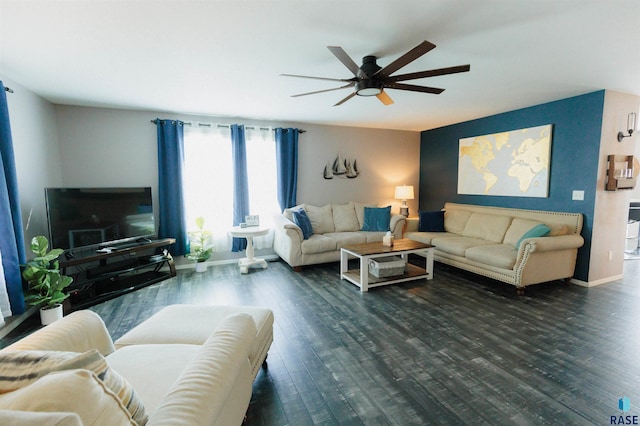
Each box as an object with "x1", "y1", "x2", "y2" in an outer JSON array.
[{"x1": 341, "y1": 239, "x2": 431, "y2": 256}]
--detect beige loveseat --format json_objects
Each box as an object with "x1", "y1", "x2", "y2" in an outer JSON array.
[
  {"x1": 0, "y1": 306, "x2": 273, "y2": 425},
  {"x1": 405, "y1": 203, "x2": 584, "y2": 293},
  {"x1": 273, "y1": 202, "x2": 406, "y2": 270}
]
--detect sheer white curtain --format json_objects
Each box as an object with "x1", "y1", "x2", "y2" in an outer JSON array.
[
  {"x1": 183, "y1": 125, "x2": 279, "y2": 253},
  {"x1": 0, "y1": 250, "x2": 12, "y2": 325}
]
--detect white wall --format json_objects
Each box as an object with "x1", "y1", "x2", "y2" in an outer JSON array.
[
  {"x1": 55, "y1": 106, "x2": 420, "y2": 218},
  {"x1": 590, "y1": 90, "x2": 640, "y2": 285},
  {"x1": 2, "y1": 75, "x2": 63, "y2": 250}
]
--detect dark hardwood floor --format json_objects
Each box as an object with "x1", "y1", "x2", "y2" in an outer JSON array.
[{"x1": 4, "y1": 258, "x2": 640, "y2": 425}]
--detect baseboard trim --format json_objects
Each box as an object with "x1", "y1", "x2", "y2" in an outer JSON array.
[{"x1": 570, "y1": 274, "x2": 624, "y2": 287}]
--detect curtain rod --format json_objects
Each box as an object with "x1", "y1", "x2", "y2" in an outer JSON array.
[
  {"x1": 4, "y1": 87, "x2": 14, "y2": 93},
  {"x1": 150, "y1": 119, "x2": 305, "y2": 133}
]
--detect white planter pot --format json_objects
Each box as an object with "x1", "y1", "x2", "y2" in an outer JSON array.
[
  {"x1": 195, "y1": 262, "x2": 207, "y2": 273},
  {"x1": 40, "y1": 304, "x2": 64, "y2": 325}
]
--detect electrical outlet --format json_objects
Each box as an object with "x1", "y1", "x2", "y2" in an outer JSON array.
[
  {"x1": 608, "y1": 250, "x2": 613, "y2": 261},
  {"x1": 572, "y1": 190, "x2": 585, "y2": 201}
]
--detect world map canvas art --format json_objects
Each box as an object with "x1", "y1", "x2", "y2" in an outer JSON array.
[{"x1": 457, "y1": 124, "x2": 552, "y2": 197}]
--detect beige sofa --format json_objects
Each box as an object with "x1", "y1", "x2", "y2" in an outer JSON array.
[
  {"x1": 405, "y1": 203, "x2": 584, "y2": 293},
  {"x1": 273, "y1": 201, "x2": 406, "y2": 270},
  {"x1": 0, "y1": 306, "x2": 273, "y2": 425}
]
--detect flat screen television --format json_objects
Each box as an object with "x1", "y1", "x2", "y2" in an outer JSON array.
[{"x1": 45, "y1": 187, "x2": 155, "y2": 250}]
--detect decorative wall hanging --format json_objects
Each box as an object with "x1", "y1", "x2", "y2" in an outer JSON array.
[
  {"x1": 323, "y1": 154, "x2": 360, "y2": 179},
  {"x1": 457, "y1": 124, "x2": 552, "y2": 197}
]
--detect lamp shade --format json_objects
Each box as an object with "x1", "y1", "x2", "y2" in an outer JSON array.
[{"x1": 394, "y1": 185, "x2": 414, "y2": 200}]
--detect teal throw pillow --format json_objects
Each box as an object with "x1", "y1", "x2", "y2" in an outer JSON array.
[
  {"x1": 291, "y1": 208, "x2": 313, "y2": 240},
  {"x1": 361, "y1": 206, "x2": 391, "y2": 232},
  {"x1": 516, "y1": 224, "x2": 551, "y2": 248}
]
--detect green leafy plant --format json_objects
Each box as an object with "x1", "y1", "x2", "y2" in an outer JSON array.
[
  {"x1": 186, "y1": 217, "x2": 213, "y2": 263},
  {"x1": 22, "y1": 235, "x2": 73, "y2": 308}
]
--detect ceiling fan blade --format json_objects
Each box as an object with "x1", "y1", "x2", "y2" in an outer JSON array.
[
  {"x1": 281, "y1": 73, "x2": 355, "y2": 83},
  {"x1": 387, "y1": 64, "x2": 471, "y2": 82},
  {"x1": 374, "y1": 40, "x2": 436, "y2": 78},
  {"x1": 334, "y1": 92, "x2": 356, "y2": 106},
  {"x1": 291, "y1": 83, "x2": 354, "y2": 97},
  {"x1": 327, "y1": 46, "x2": 367, "y2": 79},
  {"x1": 376, "y1": 91, "x2": 394, "y2": 106},
  {"x1": 385, "y1": 82, "x2": 445, "y2": 94}
]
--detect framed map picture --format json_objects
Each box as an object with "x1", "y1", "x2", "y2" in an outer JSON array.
[{"x1": 457, "y1": 124, "x2": 553, "y2": 197}]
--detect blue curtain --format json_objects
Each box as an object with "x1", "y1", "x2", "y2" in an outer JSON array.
[
  {"x1": 274, "y1": 128, "x2": 299, "y2": 211},
  {"x1": 0, "y1": 82, "x2": 26, "y2": 314},
  {"x1": 231, "y1": 124, "x2": 249, "y2": 252},
  {"x1": 156, "y1": 119, "x2": 188, "y2": 256}
]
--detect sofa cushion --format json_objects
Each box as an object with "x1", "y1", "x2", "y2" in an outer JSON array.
[
  {"x1": 444, "y1": 209, "x2": 472, "y2": 234},
  {"x1": 300, "y1": 234, "x2": 338, "y2": 254},
  {"x1": 0, "y1": 349, "x2": 147, "y2": 425},
  {"x1": 0, "y1": 369, "x2": 134, "y2": 426},
  {"x1": 465, "y1": 244, "x2": 518, "y2": 270},
  {"x1": 503, "y1": 218, "x2": 544, "y2": 247},
  {"x1": 462, "y1": 213, "x2": 513, "y2": 243},
  {"x1": 106, "y1": 344, "x2": 200, "y2": 415},
  {"x1": 418, "y1": 210, "x2": 445, "y2": 232},
  {"x1": 405, "y1": 231, "x2": 455, "y2": 245},
  {"x1": 361, "y1": 206, "x2": 391, "y2": 232},
  {"x1": 332, "y1": 202, "x2": 360, "y2": 232},
  {"x1": 431, "y1": 236, "x2": 493, "y2": 257},
  {"x1": 354, "y1": 202, "x2": 377, "y2": 229},
  {"x1": 291, "y1": 208, "x2": 313, "y2": 239},
  {"x1": 325, "y1": 232, "x2": 367, "y2": 248},
  {"x1": 305, "y1": 204, "x2": 335, "y2": 234},
  {"x1": 0, "y1": 409, "x2": 83, "y2": 425},
  {"x1": 516, "y1": 224, "x2": 551, "y2": 248}
]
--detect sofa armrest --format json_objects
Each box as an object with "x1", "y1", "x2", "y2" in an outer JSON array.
[
  {"x1": 3, "y1": 310, "x2": 116, "y2": 356},
  {"x1": 273, "y1": 213, "x2": 303, "y2": 241},
  {"x1": 272, "y1": 214, "x2": 305, "y2": 267},
  {"x1": 390, "y1": 214, "x2": 406, "y2": 239},
  {"x1": 519, "y1": 234, "x2": 584, "y2": 253},
  {"x1": 148, "y1": 313, "x2": 256, "y2": 426},
  {"x1": 406, "y1": 217, "x2": 419, "y2": 233}
]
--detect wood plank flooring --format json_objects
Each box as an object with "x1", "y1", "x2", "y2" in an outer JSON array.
[{"x1": 4, "y1": 259, "x2": 640, "y2": 425}]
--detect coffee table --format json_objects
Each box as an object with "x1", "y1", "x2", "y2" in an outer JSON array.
[{"x1": 340, "y1": 239, "x2": 433, "y2": 292}]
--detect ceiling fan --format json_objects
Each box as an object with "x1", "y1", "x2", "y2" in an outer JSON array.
[{"x1": 282, "y1": 40, "x2": 470, "y2": 106}]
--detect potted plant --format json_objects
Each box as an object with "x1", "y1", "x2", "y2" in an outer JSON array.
[
  {"x1": 22, "y1": 235, "x2": 73, "y2": 325},
  {"x1": 186, "y1": 217, "x2": 213, "y2": 272}
]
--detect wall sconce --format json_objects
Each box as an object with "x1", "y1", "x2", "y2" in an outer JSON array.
[
  {"x1": 394, "y1": 185, "x2": 414, "y2": 217},
  {"x1": 617, "y1": 112, "x2": 637, "y2": 142}
]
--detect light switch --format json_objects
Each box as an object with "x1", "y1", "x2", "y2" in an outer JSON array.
[{"x1": 572, "y1": 190, "x2": 585, "y2": 201}]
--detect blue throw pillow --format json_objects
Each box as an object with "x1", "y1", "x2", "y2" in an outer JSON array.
[
  {"x1": 418, "y1": 210, "x2": 445, "y2": 232},
  {"x1": 361, "y1": 206, "x2": 391, "y2": 232},
  {"x1": 291, "y1": 208, "x2": 313, "y2": 240},
  {"x1": 516, "y1": 224, "x2": 551, "y2": 248}
]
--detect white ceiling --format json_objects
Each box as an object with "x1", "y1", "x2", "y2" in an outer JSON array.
[{"x1": 1, "y1": 0, "x2": 639, "y2": 132}]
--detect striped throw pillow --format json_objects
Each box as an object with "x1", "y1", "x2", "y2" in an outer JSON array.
[{"x1": 0, "y1": 349, "x2": 148, "y2": 425}]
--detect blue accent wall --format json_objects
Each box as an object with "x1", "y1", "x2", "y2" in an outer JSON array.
[{"x1": 419, "y1": 90, "x2": 605, "y2": 281}]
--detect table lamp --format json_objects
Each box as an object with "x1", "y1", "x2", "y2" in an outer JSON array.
[{"x1": 394, "y1": 185, "x2": 414, "y2": 217}]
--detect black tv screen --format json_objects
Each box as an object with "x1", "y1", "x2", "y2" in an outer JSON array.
[{"x1": 45, "y1": 187, "x2": 155, "y2": 250}]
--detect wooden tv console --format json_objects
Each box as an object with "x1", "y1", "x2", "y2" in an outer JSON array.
[{"x1": 60, "y1": 238, "x2": 176, "y2": 310}]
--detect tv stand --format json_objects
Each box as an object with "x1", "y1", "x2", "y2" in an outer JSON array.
[{"x1": 60, "y1": 238, "x2": 176, "y2": 310}]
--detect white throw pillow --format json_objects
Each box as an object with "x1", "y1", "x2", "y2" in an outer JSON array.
[
  {"x1": 305, "y1": 204, "x2": 335, "y2": 234},
  {"x1": 332, "y1": 202, "x2": 360, "y2": 232}
]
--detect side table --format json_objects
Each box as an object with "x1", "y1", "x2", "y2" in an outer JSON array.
[{"x1": 228, "y1": 226, "x2": 270, "y2": 273}]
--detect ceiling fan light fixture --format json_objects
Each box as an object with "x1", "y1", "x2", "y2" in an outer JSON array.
[{"x1": 355, "y1": 80, "x2": 383, "y2": 96}]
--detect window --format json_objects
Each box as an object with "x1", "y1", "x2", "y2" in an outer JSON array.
[{"x1": 183, "y1": 125, "x2": 278, "y2": 252}]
